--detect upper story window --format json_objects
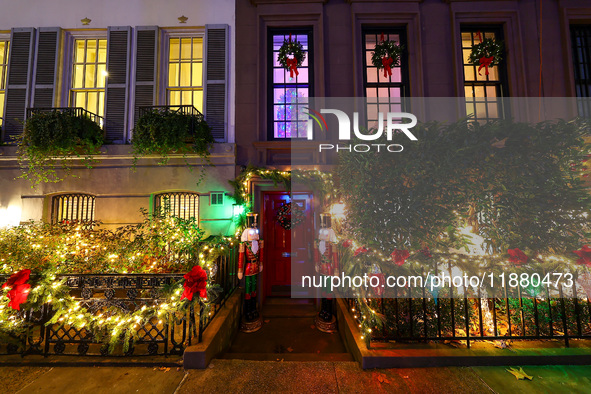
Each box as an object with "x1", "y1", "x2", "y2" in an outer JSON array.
[
  {"x1": 268, "y1": 29, "x2": 312, "y2": 140},
  {"x1": 461, "y1": 27, "x2": 508, "y2": 122},
  {"x1": 363, "y1": 28, "x2": 409, "y2": 126},
  {"x1": 70, "y1": 38, "x2": 107, "y2": 118},
  {"x1": 51, "y1": 193, "x2": 95, "y2": 225},
  {"x1": 570, "y1": 24, "x2": 591, "y2": 116},
  {"x1": 166, "y1": 37, "x2": 203, "y2": 112},
  {"x1": 154, "y1": 192, "x2": 199, "y2": 221},
  {"x1": 0, "y1": 39, "x2": 9, "y2": 128}
]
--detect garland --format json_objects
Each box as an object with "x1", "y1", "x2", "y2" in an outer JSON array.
[
  {"x1": 467, "y1": 33, "x2": 504, "y2": 76},
  {"x1": 277, "y1": 34, "x2": 306, "y2": 79},
  {"x1": 371, "y1": 34, "x2": 404, "y2": 78}
]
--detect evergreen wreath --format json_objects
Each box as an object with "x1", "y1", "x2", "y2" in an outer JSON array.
[
  {"x1": 277, "y1": 37, "x2": 306, "y2": 71},
  {"x1": 275, "y1": 202, "x2": 305, "y2": 230},
  {"x1": 371, "y1": 39, "x2": 404, "y2": 70},
  {"x1": 468, "y1": 37, "x2": 504, "y2": 69}
]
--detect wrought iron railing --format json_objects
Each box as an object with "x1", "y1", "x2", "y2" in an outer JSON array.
[
  {"x1": 26, "y1": 107, "x2": 104, "y2": 128},
  {"x1": 138, "y1": 105, "x2": 205, "y2": 135},
  {"x1": 0, "y1": 245, "x2": 238, "y2": 357},
  {"x1": 347, "y1": 264, "x2": 591, "y2": 349}
]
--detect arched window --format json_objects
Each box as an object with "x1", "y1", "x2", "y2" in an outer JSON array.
[
  {"x1": 154, "y1": 192, "x2": 199, "y2": 221},
  {"x1": 51, "y1": 193, "x2": 95, "y2": 224}
]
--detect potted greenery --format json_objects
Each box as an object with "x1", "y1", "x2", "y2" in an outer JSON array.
[
  {"x1": 131, "y1": 107, "x2": 215, "y2": 183},
  {"x1": 17, "y1": 109, "x2": 104, "y2": 188}
]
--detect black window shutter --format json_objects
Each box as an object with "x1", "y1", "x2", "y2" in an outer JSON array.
[
  {"x1": 3, "y1": 28, "x2": 35, "y2": 142},
  {"x1": 204, "y1": 25, "x2": 228, "y2": 141},
  {"x1": 133, "y1": 26, "x2": 158, "y2": 126},
  {"x1": 105, "y1": 26, "x2": 131, "y2": 143},
  {"x1": 32, "y1": 27, "x2": 61, "y2": 108}
]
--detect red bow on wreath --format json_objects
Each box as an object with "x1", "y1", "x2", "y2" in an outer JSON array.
[
  {"x1": 478, "y1": 56, "x2": 494, "y2": 76},
  {"x1": 286, "y1": 57, "x2": 299, "y2": 78},
  {"x1": 382, "y1": 56, "x2": 393, "y2": 78}
]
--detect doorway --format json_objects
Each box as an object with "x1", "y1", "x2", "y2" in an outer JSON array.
[{"x1": 262, "y1": 192, "x2": 314, "y2": 299}]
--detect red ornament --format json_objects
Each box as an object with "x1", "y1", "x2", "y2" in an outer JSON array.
[
  {"x1": 508, "y1": 248, "x2": 528, "y2": 265},
  {"x1": 420, "y1": 247, "x2": 432, "y2": 258},
  {"x1": 181, "y1": 265, "x2": 208, "y2": 301},
  {"x1": 391, "y1": 249, "x2": 410, "y2": 266},
  {"x1": 354, "y1": 247, "x2": 368, "y2": 257},
  {"x1": 574, "y1": 245, "x2": 591, "y2": 266},
  {"x1": 342, "y1": 240, "x2": 353, "y2": 248},
  {"x1": 2, "y1": 269, "x2": 31, "y2": 311}
]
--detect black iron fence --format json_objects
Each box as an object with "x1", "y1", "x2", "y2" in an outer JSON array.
[
  {"x1": 347, "y1": 266, "x2": 591, "y2": 349},
  {"x1": 0, "y1": 245, "x2": 238, "y2": 357},
  {"x1": 26, "y1": 107, "x2": 104, "y2": 128}
]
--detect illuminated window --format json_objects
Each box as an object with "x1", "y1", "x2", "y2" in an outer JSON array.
[
  {"x1": 269, "y1": 29, "x2": 312, "y2": 139},
  {"x1": 362, "y1": 28, "x2": 409, "y2": 126},
  {"x1": 70, "y1": 39, "x2": 107, "y2": 117},
  {"x1": 154, "y1": 192, "x2": 199, "y2": 221},
  {"x1": 0, "y1": 40, "x2": 8, "y2": 128},
  {"x1": 51, "y1": 194, "x2": 95, "y2": 225},
  {"x1": 570, "y1": 25, "x2": 591, "y2": 116},
  {"x1": 167, "y1": 37, "x2": 203, "y2": 111},
  {"x1": 461, "y1": 27, "x2": 508, "y2": 122}
]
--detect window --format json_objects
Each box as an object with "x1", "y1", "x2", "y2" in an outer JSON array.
[
  {"x1": 0, "y1": 39, "x2": 8, "y2": 128},
  {"x1": 70, "y1": 38, "x2": 107, "y2": 117},
  {"x1": 362, "y1": 28, "x2": 409, "y2": 126},
  {"x1": 166, "y1": 37, "x2": 203, "y2": 111},
  {"x1": 268, "y1": 29, "x2": 312, "y2": 139},
  {"x1": 461, "y1": 27, "x2": 508, "y2": 122},
  {"x1": 51, "y1": 194, "x2": 95, "y2": 225},
  {"x1": 570, "y1": 25, "x2": 591, "y2": 116},
  {"x1": 154, "y1": 192, "x2": 199, "y2": 221}
]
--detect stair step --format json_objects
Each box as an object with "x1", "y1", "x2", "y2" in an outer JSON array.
[
  {"x1": 262, "y1": 304, "x2": 317, "y2": 318},
  {"x1": 218, "y1": 353, "x2": 355, "y2": 362}
]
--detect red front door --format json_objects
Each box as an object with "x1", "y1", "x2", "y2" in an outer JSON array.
[{"x1": 263, "y1": 192, "x2": 313, "y2": 298}]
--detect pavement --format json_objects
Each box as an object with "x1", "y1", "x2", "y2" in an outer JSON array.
[{"x1": 2, "y1": 360, "x2": 591, "y2": 394}]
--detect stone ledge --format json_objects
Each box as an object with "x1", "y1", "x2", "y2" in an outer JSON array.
[
  {"x1": 183, "y1": 289, "x2": 242, "y2": 369},
  {"x1": 336, "y1": 298, "x2": 591, "y2": 369}
]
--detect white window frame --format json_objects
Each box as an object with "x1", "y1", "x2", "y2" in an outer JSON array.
[{"x1": 158, "y1": 28, "x2": 205, "y2": 111}]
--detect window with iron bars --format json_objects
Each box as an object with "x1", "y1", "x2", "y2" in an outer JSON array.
[
  {"x1": 154, "y1": 192, "x2": 199, "y2": 221},
  {"x1": 51, "y1": 194, "x2": 95, "y2": 225}
]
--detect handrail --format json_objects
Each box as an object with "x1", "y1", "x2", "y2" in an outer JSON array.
[{"x1": 26, "y1": 107, "x2": 104, "y2": 128}]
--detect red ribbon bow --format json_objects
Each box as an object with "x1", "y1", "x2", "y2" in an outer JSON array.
[
  {"x1": 478, "y1": 56, "x2": 494, "y2": 76},
  {"x1": 286, "y1": 57, "x2": 299, "y2": 78},
  {"x1": 382, "y1": 56, "x2": 393, "y2": 78}
]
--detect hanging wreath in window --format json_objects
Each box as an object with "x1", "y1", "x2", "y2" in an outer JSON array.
[
  {"x1": 278, "y1": 34, "x2": 306, "y2": 79},
  {"x1": 275, "y1": 202, "x2": 305, "y2": 230},
  {"x1": 371, "y1": 33, "x2": 404, "y2": 78},
  {"x1": 467, "y1": 32, "x2": 504, "y2": 76}
]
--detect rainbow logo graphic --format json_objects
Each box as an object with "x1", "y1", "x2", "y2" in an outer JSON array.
[{"x1": 302, "y1": 107, "x2": 328, "y2": 138}]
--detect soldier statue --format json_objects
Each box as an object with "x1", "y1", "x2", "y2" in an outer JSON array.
[
  {"x1": 238, "y1": 213, "x2": 264, "y2": 332},
  {"x1": 314, "y1": 213, "x2": 339, "y2": 332}
]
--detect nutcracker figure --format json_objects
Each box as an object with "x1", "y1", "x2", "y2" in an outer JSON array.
[
  {"x1": 238, "y1": 213, "x2": 264, "y2": 332},
  {"x1": 314, "y1": 213, "x2": 339, "y2": 332}
]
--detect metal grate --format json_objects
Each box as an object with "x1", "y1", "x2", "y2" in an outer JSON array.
[
  {"x1": 154, "y1": 192, "x2": 199, "y2": 221},
  {"x1": 51, "y1": 194, "x2": 95, "y2": 225},
  {"x1": 571, "y1": 25, "x2": 591, "y2": 117}
]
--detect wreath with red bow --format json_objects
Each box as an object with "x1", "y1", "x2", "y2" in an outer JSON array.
[
  {"x1": 278, "y1": 34, "x2": 306, "y2": 79},
  {"x1": 275, "y1": 202, "x2": 305, "y2": 230},
  {"x1": 371, "y1": 35, "x2": 404, "y2": 78},
  {"x1": 468, "y1": 34, "x2": 504, "y2": 76}
]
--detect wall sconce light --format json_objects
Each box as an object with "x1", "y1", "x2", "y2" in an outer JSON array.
[{"x1": 81, "y1": 17, "x2": 91, "y2": 26}]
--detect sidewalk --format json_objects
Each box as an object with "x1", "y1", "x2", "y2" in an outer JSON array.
[{"x1": 5, "y1": 359, "x2": 591, "y2": 393}]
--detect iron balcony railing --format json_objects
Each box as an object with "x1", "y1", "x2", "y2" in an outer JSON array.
[
  {"x1": 26, "y1": 107, "x2": 104, "y2": 128},
  {"x1": 138, "y1": 105, "x2": 205, "y2": 134}
]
